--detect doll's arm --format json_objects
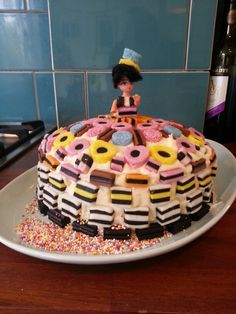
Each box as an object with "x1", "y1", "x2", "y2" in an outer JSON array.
[
  {"x1": 133, "y1": 94, "x2": 141, "y2": 107},
  {"x1": 110, "y1": 98, "x2": 118, "y2": 114}
]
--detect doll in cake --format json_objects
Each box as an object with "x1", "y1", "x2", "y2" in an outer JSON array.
[{"x1": 110, "y1": 48, "x2": 143, "y2": 117}]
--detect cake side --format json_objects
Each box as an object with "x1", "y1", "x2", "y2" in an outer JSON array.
[{"x1": 36, "y1": 114, "x2": 217, "y2": 240}]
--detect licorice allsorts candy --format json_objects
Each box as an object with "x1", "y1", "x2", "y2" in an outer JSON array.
[
  {"x1": 131, "y1": 128, "x2": 146, "y2": 146},
  {"x1": 176, "y1": 174, "x2": 196, "y2": 195},
  {"x1": 166, "y1": 214, "x2": 191, "y2": 234},
  {"x1": 156, "y1": 200, "x2": 181, "y2": 226},
  {"x1": 54, "y1": 147, "x2": 67, "y2": 161},
  {"x1": 149, "y1": 183, "x2": 171, "y2": 204},
  {"x1": 145, "y1": 157, "x2": 160, "y2": 173},
  {"x1": 90, "y1": 169, "x2": 115, "y2": 187},
  {"x1": 197, "y1": 168, "x2": 212, "y2": 188},
  {"x1": 124, "y1": 206, "x2": 149, "y2": 229},
  {"x1": 66, "y1": 138, "x2": 90, "y2": 155},
  {"x1": 124, "y1": 145, "x2": 149, "y2": 168},
  {"x1": 43, "y1": 155, "x2": 60, "y2": 171},
  {"x1": 38, "y1": 163, "x2": 50, "y2": 184},
  {"x1": 48, "y1": 209, "x2": 71, "y2": 228},
  {"x1": 110, "y1": 156, "x2": 125, "y2": 172},
  {"x1": 53, "y1": 131, "x2": 75, "y2": 149},
  {"x1": 111, "y1": 130, "x2": 133, "y2": 146},
  {"x1": 49, "y1": 172, "x2": 66, "y2": 191},
  {"x1": 97, "y1": 127, "x2": 116, "y2": 141},
  {"x1": 111, "y1": 186, "x2": 132, "y2": 205},
  {"x1": 177, "y1": 148, "x2": 192, "y2": 165},
  {"x1": 159, "y1": 167, "x2": 184, "y2": 184},
  {"x1": 75, "y1": 153, "x2": 93, "y2": 174},
  {"x1": 176, "y1": 138, "x2": 196, "y2": 153},
  {"x1": 186, "y1": 189, "x2": 203, "y2": 215},
  {"x1": 103, "y1": 227, "x2": 132, "y2": 240},
  {"x1": 111, "y1": 122, "x2": 132, "y2": 131},
  {"x1": 43, "y1": 185, "x2": 59, "y2": 209},
  {"x1": 38, "y1": 199, "x2": 49, "y2": 215},
  {"x1": 189, "y1": 202, "x2": 210, "y2": 221},
  {"x1": 135, "y1": 223, "x2": 164, "y2": 240},
  {"x1": 149, "y1": 145, "x2": 177, "y2": 165},
  {"x1": 89, "y1": 140, "x2": 116, "y2": 163},
  {"x1": 163, "y1": 125, "x2": 182, "y2": 138},
  {"x1": 74, "y1": 123, "x2": 92, "y2": 137},
  {"x1": 60, "y1": 163, "x2": 80, "y2": 182},
  {"x1": 88, "y1": 206, "x2": 114, "y2": 228},
  {"x1": 73, "y1": 181, "x2": 99, "y2": 203},
  {"x1": 60, "y1": 193, "x2": 82, "y2": 222},
  {"x1": 126, "y1": 173, "x2": 149, "y2": 188},
  {"x1": 72, "y1": 221, "x2": 98, "y2": 236},
  {"x1": 191, "y1": 158, "x2": 206, "y2": 173}
]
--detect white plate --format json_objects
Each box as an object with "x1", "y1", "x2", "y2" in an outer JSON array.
[{"x1": 0, "y1": 140, "x2": 236, "y2": 264}]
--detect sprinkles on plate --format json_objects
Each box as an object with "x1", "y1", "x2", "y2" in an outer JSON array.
[{"x1": 16, "y1": 199, "x2": 170, "y2": 256}]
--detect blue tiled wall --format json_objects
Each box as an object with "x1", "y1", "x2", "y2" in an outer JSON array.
[{"x1": 0, "y1": 0, "x2": 217, "y2": 130}]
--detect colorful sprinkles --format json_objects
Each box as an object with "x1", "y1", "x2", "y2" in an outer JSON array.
[{"x1": 16, "y1": 199, "x2": 168, "y2": 255}]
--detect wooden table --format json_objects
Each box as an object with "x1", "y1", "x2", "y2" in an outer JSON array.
[{"x1": 1, "y1": 143, "x2": 236, "y2": 313}]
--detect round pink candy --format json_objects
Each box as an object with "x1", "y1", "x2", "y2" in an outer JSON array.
[
  {"x1": 137, "y1": 122, "x2": 158, "y2": 131},
  {"x1": 86, "y1": 125, "x2": 107, "y2": 137},
  {"x1": 111, "y1": 122, "x2": 132, "y2": 131},
  {"x1": 124, "y1": 145, "x2": 149, "y2": 168},
  {"x1": 142, "y1": 129, "x2": 162, "y2": 142},
  {"x1": 176, "y1": 138, "x2": 196, "y2": 153},
  {"x1": 66, "y1": 138, "x2": 90, "y2": 155}
]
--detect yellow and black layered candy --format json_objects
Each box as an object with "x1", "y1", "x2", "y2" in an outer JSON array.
[
  {"x1": 149, "y1": 183, "x2": 171, "y2": 204},
  {"x1": 73, "y1": 181, "x2": 99, "y2": 203},
  {"x1": 111, "y1": 186, "x2": 132, "y2": 205}
]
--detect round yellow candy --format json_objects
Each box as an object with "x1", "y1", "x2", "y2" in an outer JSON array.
[
  {"x1": 90, "y1": 140, "x2": 116, "y2": 163},
  {"x1": 149, "y1": 145, "x2": 177, "y2": 164},
  {"x1": 53, "y1": 131, "x2": 74, "y2": 149},
  {"x1": 188, "y1": 134, "x2": 205, "y2": 147}
]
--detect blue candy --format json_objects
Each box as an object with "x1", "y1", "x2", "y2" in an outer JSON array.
[
  {"x1": 163, "y1": 125, "x2": 182, "y2": 138},
  {"x1": 112, "y1": 131, "x2": 133, "y2": 146},
  {"x1": 70, "y1": 123, "x2": 85, "y2": 134}
]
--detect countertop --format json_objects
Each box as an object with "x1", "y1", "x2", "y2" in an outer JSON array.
[{"x1": 0, "y1": 142, "x2": 236, "y2": 314}]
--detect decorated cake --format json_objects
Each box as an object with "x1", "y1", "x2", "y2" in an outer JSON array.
[{"x1": 35, "y1": 49, "x2": 217, "y2": 243}]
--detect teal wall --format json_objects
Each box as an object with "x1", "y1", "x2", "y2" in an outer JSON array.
[{"x1": 0, "y1": 0, "x2": 217, "y2": 130}]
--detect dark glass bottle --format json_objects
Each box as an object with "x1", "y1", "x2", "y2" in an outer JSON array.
[{"x1": 204, "y1": 0, "x2": 236, "y2": 142}]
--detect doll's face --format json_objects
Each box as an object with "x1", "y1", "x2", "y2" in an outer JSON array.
[{"x1": 118, "y1": 78, "x2": 134, "y2": 93}]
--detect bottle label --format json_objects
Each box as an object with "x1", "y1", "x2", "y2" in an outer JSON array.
[{"x1": 205, "y1": 75, "x2": 228, "y2": 119}]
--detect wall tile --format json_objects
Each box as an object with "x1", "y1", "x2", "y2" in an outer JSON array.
[
  {"x1": 0, "y1": 0, "x2": 24, "y2": 10},
  {"x1": 0, "y1": 73, "x2": 36, "y2": 121},
  {"x1": 50, "y1": 0, "x2": 188, "y2": 70},
  {"x1": 88, "y1": 72, "x2": 209, "y2": 130},
  {"x1": 26, "y1": 0, "x2": 48, "y2": 11},
  {"x1": 187, "y1": 0, "x2": 217, "y2": 69},
  {"x1": 55, "y1": 73, "x2": 85, "y2": 126},
  {"x1": 0, "y1": 13, "x2": 51, "y2": 70},
  {"x1": 35, "y1": 73, "x2": 56, "y2": 126}
]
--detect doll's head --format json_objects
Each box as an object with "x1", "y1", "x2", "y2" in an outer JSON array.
[{"x1": 112, "y1": 48, "x2": 142, "y2": 88}]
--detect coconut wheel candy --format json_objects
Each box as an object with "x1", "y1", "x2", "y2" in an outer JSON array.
[{"x1": 36, "y1": 114, "x2": 217, "y2": 241}]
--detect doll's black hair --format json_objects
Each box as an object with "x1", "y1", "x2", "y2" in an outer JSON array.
[{"x1": 112, "y1": 64, "x2": 142, "y2": 88}]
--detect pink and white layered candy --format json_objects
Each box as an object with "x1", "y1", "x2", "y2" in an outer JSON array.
[
  {"x1": 110, "y1": 156, "x2": 125, "y2": 172},
  {"x1": 55, "y1": 147, "x2": 67, "y2": 161},
  {"x1": 86, "y1": 125, "x2": 107, "y2": 137},
  {"x1": 159, "y1": 167, "x2": 184, "y2": 183},
  {"x1": 145, "y1": 157, "x2": 160, "y2": 173},
  {"x1": 124, "y1": 145, "x2": 149, "y2": 168},
  {"x1": 60, "y1": 163, "x2": 80, "y2": 181}
]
